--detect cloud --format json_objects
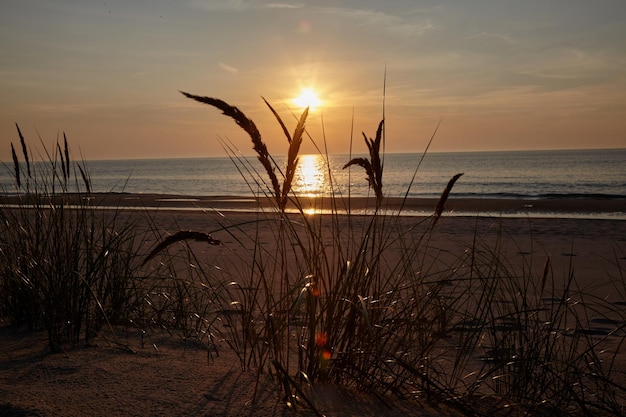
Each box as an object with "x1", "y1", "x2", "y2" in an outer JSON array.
[
  {"x1": 316, "y1": 7, "x2": 434, "y2": 38},
  {"x1": 218, "y1": 62, "x2": 239, "y2": 73},
  {"x1": 517, "y1": 48, "x2": 625, "y2": 81},
  {"x1": 463, "y1": 31, "x2": 518, "y2": 45},
  {"x1": 189, "y1": 0, "x2": 248, "y2": 12},
  {"x1": 406, "y1": 5, "x2": 445, "y2": 15},
  {"x1": 190, "y1": 0, "x2": 302, "y2": 12},
  {"x1": 264, "y1": 3, "x2": 304, "y2": 9}
]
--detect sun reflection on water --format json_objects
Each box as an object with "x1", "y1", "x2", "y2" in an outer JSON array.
[{"x1": 292, "y1": 154, "x2": 329, "y2": 197}]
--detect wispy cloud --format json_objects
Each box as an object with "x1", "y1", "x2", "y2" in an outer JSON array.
[
  {"x1": 189, "y1": 0, "x2": 248, "y2": 12},
  {"x1": 463, "y1": 31, "x2": 518, "y2": 45},
  {"x1": 190, "y1": 0, "x2": 302, "y2": 12},
  {"x1": 316, "y1": 7, "x2": 434, "y2": 38},
  {"x1": 218, "y1": 62, "x2": 239, "y2": 73},
  {"x1": 517, "y1": 48, "x2": 626, "y2": 82},
  {"x1": 406, "y1": 5, "x2": 445, "y2": 15},
  {"x1": 264, "y1": 3, "x2": 304, "y2": 9}
]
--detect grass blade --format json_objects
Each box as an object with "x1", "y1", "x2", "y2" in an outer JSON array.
[
  {"x1": 263, "y1": 97, "x2": 292, "y2": 143},
  {"x1": 63, "y1": 132, "x2": 70, "y2": 181}
]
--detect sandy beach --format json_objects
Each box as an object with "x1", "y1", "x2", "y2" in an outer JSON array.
[
  {"x1": 3, "y1": 192, "x2": 624, "y2": 217},
  {"x1": 4, "y1": 0, "x2": 625, "y2": 413},
  {"x1": 1, "y1": 194, "x2": 625, "y2": 416},
  {"x1": 21, "y1": 192, "x2": 624, "y2": 216}
]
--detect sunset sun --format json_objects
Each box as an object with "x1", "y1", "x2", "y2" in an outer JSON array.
[{"x1": 292, "y1": 88, "x2": 322, "y2": 110}]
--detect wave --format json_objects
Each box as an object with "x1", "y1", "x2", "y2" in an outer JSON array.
[{"x1": 417, "y1": 192, "x2": 626, "y2": 200}]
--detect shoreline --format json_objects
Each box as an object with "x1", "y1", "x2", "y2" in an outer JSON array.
[{"x1": 2, "y1": 192, "x2": 624, "y2": 219}]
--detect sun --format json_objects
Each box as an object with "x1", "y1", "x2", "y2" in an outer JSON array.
[{"x1": 292, "y1": 88, "x2": 322, "y2": 111}]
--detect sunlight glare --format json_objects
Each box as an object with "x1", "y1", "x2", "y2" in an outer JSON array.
[
  {"x1": 292, "y1": 88, "x2": 322, "y2": 110},
  {"x1": 292, "y1": 154, "x2": 328, "y2": 197}
]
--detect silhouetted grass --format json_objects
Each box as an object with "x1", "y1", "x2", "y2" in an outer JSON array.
[
  {"x1": 0, "y1": 127, "x2": 148, "y2": 352},
  {"x1": 2, "y1": 99, "x2": 624, "y2": 416},
  {"x1": 140, "y1": 94, "x2": 626, "y2": 416}
]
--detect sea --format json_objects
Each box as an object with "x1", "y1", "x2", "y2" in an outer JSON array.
[{"x1": 2, "y1": 148, "x2": 625, "y2": 218}]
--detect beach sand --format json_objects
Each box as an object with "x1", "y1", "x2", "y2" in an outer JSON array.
[{"x1": 1, "y1": 194, "x2": 625, "y2": 416}]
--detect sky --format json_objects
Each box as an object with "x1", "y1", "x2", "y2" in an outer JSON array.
[{"x1": 1, "y1": 0, "x2": 625, "y2": 160}]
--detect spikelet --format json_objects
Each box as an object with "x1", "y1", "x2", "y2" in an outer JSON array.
[
  {"x1": 367, "y1": 120, "x2": 384, "y2": 197},
  {"x1": 280, "y1": 106, "x2": 308, "y2": 210},
  {"x1": 261, "y1": 97, "x2": 310, "y2": 210},
  {"x1": 16, "y1": 123, "x2": 30, "y2": 178},
  {"x1": 143, "y1": 230, "x2": 221, "y2": 266},
  {"x1": 11, "y1": 143, "x2": 20, "y2": 189},
  {"x1": 343, "y1": 120, "x2": 384, "y2": 204},
  {"x1": 433, "y1": 173, "x2": 463, "y2": 224},
  {"x1": 180, "y1": 91, "x2": 282, "y2": 207},
  {"x1": 343, "y1": 157, "x2": 374, "y2": 188}
]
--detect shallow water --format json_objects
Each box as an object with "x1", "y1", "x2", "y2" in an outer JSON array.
[{"x1": 2, "y1": 149, "x2": 624, "y2": 219}]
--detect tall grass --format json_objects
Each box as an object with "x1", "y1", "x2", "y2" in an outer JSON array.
[
  {"x1": 3, "y1": 98, "x2": 623, "y2": 415},
  {"x1": 0, "y1": 127, "x2": 145, "y2": 352},
  {"x1": 141, "y1": 93, "x2": 625, "y2": 416}
]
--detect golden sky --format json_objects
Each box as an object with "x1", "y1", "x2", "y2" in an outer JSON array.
[{"x1": 1, "y1": 1, "x2": 625, "y2": 160}]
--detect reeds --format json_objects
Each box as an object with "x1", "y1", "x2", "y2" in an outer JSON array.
[
  {"x1": 180, "y1": 91, "x2": 309, "y2": 212},
  {"x1": 140, "y1": 93, "x2": 626, "y2": 415},
  {"x1": 343, "y1": 119, "x2": 385, "y2": 206},
  {"x1": 2, "y1": 97, "x2": 624, "y2": 416},
  {"x1": 0, "y1": 129, "x2": 147, "y2": 352}
]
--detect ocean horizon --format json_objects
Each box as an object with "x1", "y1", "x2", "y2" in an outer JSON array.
[{"x1": 2, "y1": 148, "x2": 625, "y2": 219}]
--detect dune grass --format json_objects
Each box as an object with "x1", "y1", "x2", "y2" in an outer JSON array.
[
  {"x1": 0, "y1": 127, "x2": 148, "y2": 352},
  {"x1": 137, "y1": 93, "x2": 626, "y2": 416},
  {"x1": 1, "y1": 103, "x2": 625, "y2": 416}
]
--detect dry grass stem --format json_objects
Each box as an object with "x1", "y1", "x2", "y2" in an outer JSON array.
[
  {"x1": 143, "y1": 230, "x2": 221, "y2": 265},
  {"x1": 434, "y1": 172, "x2": 463, "y2": 224}
]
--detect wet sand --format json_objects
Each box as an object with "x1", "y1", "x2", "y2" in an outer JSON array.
[
  {"x1": 3, "y1": 192, "x2": 624, "y2": 217},
  {"x1": 53, "y1": 192, "x2": 626, "y2": 216}
]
